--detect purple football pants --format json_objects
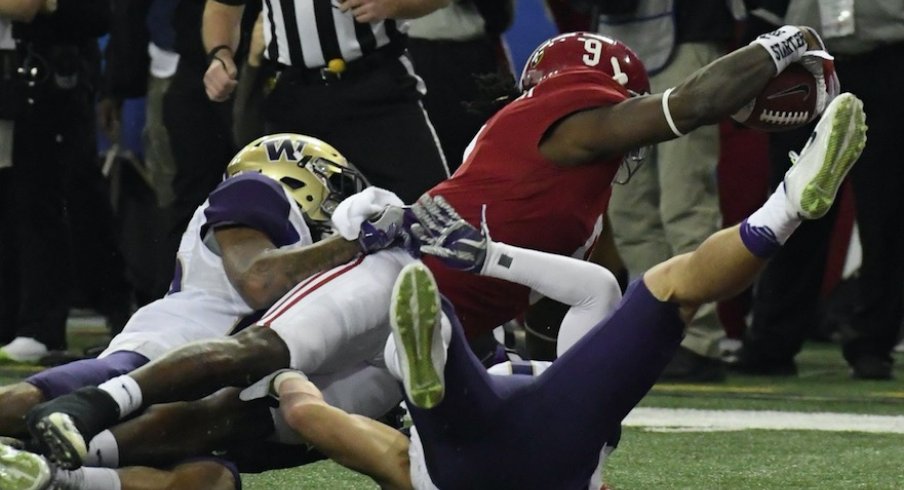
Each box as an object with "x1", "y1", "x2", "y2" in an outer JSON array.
[
  {"x1": 27, "y1": 351, "x2": 149, "y2": 400},
  {"x1": 408, "y1": 279, "x2": 684, "y2": 490}
]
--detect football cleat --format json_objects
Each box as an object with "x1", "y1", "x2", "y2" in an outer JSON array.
[
  {"x1": 0, "y1": 442, "x2": 50, "y2": 490},
  {"x1": 784, "y1": 92, "x2": 867, "y2": 220},
  {"x1": 390, "y1": 262, "x2": 446, "y2": 409},
  {"x1": 31, "y1": 413, "x2": 86, "y2": 471}
]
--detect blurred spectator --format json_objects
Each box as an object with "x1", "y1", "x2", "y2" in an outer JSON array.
[
  {"x1": 407, "y1": 0, "x2": 514, "y2": 169},
  {"x1": 102, "y1": 0, "x2": 186, "y2": 307},
  {"x1": 141, "y1": 0, "x2": 261, "y2": 302},
  {"x1": 544, "y1": 0, "x2": 592, "y2": 32},
  {"x1": 599, "y1": 0, "x2": 740, "y2": 381},
  {"x1": 201, "y1": 0, "x2": 451, "y2": 204},
  {"x1": 736, "y1": 0, "x2": 904, "y2": 380},
  {"x1": 0, "y1": 0, "x2": 110, "y2": 362}
]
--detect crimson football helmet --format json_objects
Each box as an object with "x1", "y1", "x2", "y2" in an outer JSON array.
[{"x1": 519, "y1": 32, "x2": 650, "y2": 96}]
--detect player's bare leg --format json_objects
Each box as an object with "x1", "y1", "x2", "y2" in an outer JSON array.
[
  {"x1": 276, "y1": 372, "x2": 413, "y2": 490},
  {"x1": 97, "y1": 388, "x2": 273, "y2": 469},
  {"x1": 26, "y1": 326, "x2": 289, "y2": 468},
  {"x1": 645, "y1": 93, "x2": 867, "y2": 318},
  {"x1": 1, "y1": 352, "x2": 149, "y2": 438},
  {"x1": 0, "y1": 383, "x2": 44, "y2": 437},
  {"x1": 118, "y1": 460, "x2": 238, "y2": 490}
]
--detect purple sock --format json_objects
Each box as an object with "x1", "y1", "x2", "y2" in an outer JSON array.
[
  {"x1": 739, "y1": 184, "x2": 801, "y2": 258},
  {"x1": 739, "y1": 219, "x2": 782, "y2": 258}
]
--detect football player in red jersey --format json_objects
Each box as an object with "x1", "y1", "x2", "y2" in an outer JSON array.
[
  {"x1": 21, "y1": 26, "x2": 840, "y2": 476},
  {"x1": 422, "y1": 28, "x2": 836, "y2": 344}
]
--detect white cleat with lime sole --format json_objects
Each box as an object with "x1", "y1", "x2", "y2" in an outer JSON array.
[
  {"x1": 784, "y1": 92, "x2": 868, "y2": 220},
  {"x1": 0, "y1": 443, "x2": 50, "y2": 490},
  {"x1": 390, "y1": 262, "x2": 446, "y2": 409}
]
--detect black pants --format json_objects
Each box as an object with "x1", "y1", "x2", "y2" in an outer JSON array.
[
  {"x1": 745, "y1": 42, "x2": 904, "y2": 365},
  {"x1": 408, "y1": 36, "x2": 508, "y2": 171},
  {"x1": 264, "y1": 54, "x2": 448, "y2": 204},
  {"x1": 0, "y1": 84, "x2": 95, "y2": 349},
  {"x1": 839, "y1": 44, "x2": 904, "y2": 363},
  {"x1": 155, "y1": 69, "x2": 237, "y2": 299}
]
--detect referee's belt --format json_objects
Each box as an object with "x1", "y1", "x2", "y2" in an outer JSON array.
[{"x1": 275, "y1": 46, "x2": 404, "y2": 85}]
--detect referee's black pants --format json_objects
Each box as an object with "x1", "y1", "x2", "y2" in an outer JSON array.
[
  {"x1": 264, "y1": 54, "x2": 449, "y2": 204},
  {"x1": 745, "y1": 42, "x2": 904, "y2": 367}
]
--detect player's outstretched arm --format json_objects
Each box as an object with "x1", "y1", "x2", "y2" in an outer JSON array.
[
  {"x1": 413, "y1": 195, "x2": 622, "y2": 353},
  {"x1": 216, "y1": 227, "x2": 361, "y2": 310},
  {"x1": 543, "y1": 26, "x2": 826, "y2": 165},
  {"x1": 277, "y1": 373, "x2": 414, "y2": 490}
]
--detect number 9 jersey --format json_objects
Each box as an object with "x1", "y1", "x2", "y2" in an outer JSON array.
[{"x1": 425, "y1": 67, "x2": 631, "y2": 339}]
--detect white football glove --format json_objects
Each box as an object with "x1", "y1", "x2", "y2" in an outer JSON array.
[{"x1": 796, "y1": 26, "x2": 840, "y2": 115}]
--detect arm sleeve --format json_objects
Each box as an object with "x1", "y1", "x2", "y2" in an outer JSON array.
[
  {"x1": 202, "y1": 173, "x2": 301, "y2": 247},
  {"x1": 481, "y1": 241, "x2": 623, "y2": 356}
]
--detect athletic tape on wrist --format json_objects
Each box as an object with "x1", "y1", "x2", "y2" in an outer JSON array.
[
  {"x1": 273, "y1": 370, "x2": 309, "y2": 393},
  {"x1": 750, "y1": 25, "x2": 808, "y2": 73},
  {"x1": 661, "y1": 88, "x2": 683, "y2": 137}
]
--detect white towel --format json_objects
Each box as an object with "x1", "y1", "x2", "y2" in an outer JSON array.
[{"x1": 331, "y1": 187, "x2": 404, "y2": 240}]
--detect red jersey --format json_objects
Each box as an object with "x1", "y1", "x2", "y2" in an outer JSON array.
[{"x1": 425, "y1": 69, "x2": 628, "y2": 338}]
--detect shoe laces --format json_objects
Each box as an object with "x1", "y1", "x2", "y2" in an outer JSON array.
[{"x1": 788, "y1": 150, "x2": 800, "y2": 165}]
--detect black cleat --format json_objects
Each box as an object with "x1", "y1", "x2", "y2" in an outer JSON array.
[{"x1": 25, "y1": 387, "x2": 120, "y2": 469}]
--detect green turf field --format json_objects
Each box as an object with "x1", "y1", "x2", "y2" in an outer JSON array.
[{"x1": 2, "y1": 322, "x2": 903, "y2": 489}]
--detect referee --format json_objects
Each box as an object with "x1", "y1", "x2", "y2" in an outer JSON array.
[{"x1": 202, "y1": 0, "x2": 451, "y2": 203}]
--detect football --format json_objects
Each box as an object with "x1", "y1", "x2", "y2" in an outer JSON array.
[{"x1": 731, "y1": 63, "x2": 819, "y2": 132}]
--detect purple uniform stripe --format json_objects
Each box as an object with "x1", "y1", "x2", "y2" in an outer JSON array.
[
  {"x1": 202, "y1": 173, "x2": 301, "y2": 248},
  {"x1": 740, "y1": 218, "x2": 781, "y2": 258},
  {"x1": 27, "y1": 351, "x2": 149, "y2": 400}
]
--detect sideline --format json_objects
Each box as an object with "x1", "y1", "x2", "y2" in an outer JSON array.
[{"x1": 624, "y1": 407, "x2": 904, "y2": 434}]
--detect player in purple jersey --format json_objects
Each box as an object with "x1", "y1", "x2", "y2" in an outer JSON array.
[
  {"x1": 0, "y1": 133, "x2": 413, "y2": 489},
  {"x1": 0, "y1": 133, "x2": 370, "y2": 439},
  {"x1": 270, "y1": 94, "x2": 866, "y2": 490}
]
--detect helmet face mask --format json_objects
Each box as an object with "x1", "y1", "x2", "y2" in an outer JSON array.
[{"x1": 226, "y1": 133, "x2": 368, "y2": 227}]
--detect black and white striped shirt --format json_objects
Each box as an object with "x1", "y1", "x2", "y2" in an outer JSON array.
[{"x1": 256, "y1": 0, "x2": 407, "y2": 68}]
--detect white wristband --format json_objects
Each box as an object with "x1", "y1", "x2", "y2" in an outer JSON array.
[
  {"x1": 661, "y1": 87, "x2": 683, "y2": 137},
  {"x1": 750, "y1": 25, "x2": 808, "y2": 73}
]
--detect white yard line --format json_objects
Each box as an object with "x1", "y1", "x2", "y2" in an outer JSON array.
[{"x1": 624, "y1": 408, "x2": 904, "y2": 434}]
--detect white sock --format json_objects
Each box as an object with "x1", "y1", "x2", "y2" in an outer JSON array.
[
  {"x1": 97, "y1": 375, "x2": 143, "y2": 419},
  {"x1": 482, "y1": 241, "x2": 622, "y2": 356},
  {"x1": 84, "y1": 430, "x2": 119, "y2": 468},
  {"x1": 81, "y1": 467, "x2": 121, "y2": 490},
  {"x1": 54, "y1": 466, "x2": 120, "y2": 490},
  {"x1": 746, "y1": 184, "x2": 801, "y2": 244}
]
